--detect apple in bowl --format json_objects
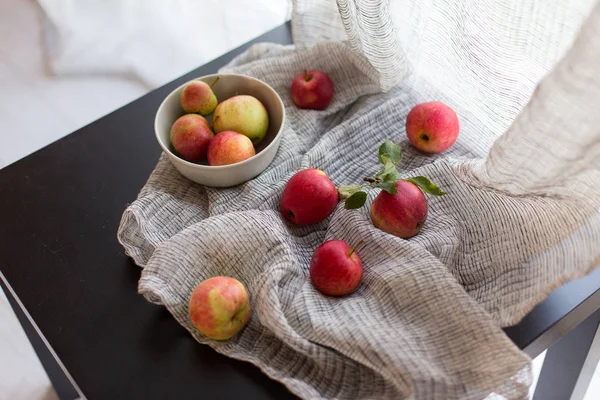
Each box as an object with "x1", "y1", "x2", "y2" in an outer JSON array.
[
  {"x1": 213, "y1": 95, "x2": 269, "y2": 145},
  {"x1": 170, "y1": 114, "x2": 214, "y2": 162},
  {"x1": 207, "y1": 131, "x2": 256, "y2": 166}
]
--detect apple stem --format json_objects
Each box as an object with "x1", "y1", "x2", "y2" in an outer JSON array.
[
  {"x1": 209, "y1": 76, "x2": 220, "y2": 89},
  {"x1": 303, "y1": 69, "x2": 314, "y2": 82},
  {"x1": 348, "y1": 239, "x2": 365, "y2": 257}
]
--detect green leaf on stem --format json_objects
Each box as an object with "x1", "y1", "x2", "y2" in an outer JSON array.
[
  {"x1": 376, "y1": 159, "x2": 401, "y2": 182},
  {"x1": 376, "y1": 181, "x2": 398, "y2": 194},
  {"x1": 378, "y1": 140, "x2": 402, "y2": 165},
  {"x1": 338, "y1": 185, "x2": 364, "y2": 200},
  {"x1": 406, "y1": 176, "x2": 446, "y2": 196},
  {"x1": 344, "y1": 191, "x2": 368, "y2": 209}
]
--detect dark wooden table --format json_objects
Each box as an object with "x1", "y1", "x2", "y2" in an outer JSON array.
[{"x1": 1, "y1": 22, "x2": 599, "y2": 400}]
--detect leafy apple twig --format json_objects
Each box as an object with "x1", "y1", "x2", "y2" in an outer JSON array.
[{"x1": 338, "y1": 140, "x2": 446, "y2": 209}]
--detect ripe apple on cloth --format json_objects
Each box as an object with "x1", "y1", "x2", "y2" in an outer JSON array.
[
  {"x1": 371, "y1": 180, "x2": 428, "y2": 239},
  {"x1": 188, "y1": 276, "x2": 251, "y2": 341},
  {"x1": 290, "y1": 70, "x2": 334, "y2": 110},
  {"x1": 406, "y1": 101, "x2": 459, "y2": 153},
  {"x1": 339, "y1": 140, "x2": 446, "y2": 239},
  {"x1": 280, "y1": 168, "x2": 339, "y2": 225},
  {"x1": 310, "y1": 240, "x2": 364, "y2": 296}
]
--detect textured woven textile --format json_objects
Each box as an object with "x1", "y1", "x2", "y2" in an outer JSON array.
[{"x1": 118, "y1": 1, "x2": 600, "y2": 398}]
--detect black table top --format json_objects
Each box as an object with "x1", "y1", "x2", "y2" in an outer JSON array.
[{"x1": 1, "y1": 21, "x2": 600, "y2": 399}]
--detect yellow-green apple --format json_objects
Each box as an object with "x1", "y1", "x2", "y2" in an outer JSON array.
[
  {"x1": 170, "y1": 114, "x2": 214, "y2": 162},
  {"x1": 406, "y1": 101, "x2": 459, "y2": 153},
  {"x1": 291, "y1": 70, "x2": 334, "y2": 110},
  {"x1": 371, "y1": 180, "x2": 428, "y2": 239},
  {"x1": 189, "y1": 276, "x2": 251, "y2": 341},
  {"x1": 280, "y1": 169, "x2": 338, "y2": 225},
  {"x1": 310, "y1": 240, "x2": 363, "y2": 296},
  {"x1": 207, "y1": 131, "x2": 256, "y2": 166},
  {"x1": 213, "y1": 95, "x2": 269, "y2": 145},
  {"x1": 180, "y1": 80, "x2": 218, "y2": 116}
]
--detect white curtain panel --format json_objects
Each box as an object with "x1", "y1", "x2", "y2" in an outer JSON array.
[{"x1": 38, "y1": 0, "x2": 289, "y2": 87}]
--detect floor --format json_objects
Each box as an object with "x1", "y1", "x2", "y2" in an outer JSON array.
[{"x1": 0, "y1": 1, "x2": 599, "y2": 399}]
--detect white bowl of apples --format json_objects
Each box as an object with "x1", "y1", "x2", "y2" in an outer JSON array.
[{"x1": 154, "y1": 74, "x2": 286, "y2": 187}]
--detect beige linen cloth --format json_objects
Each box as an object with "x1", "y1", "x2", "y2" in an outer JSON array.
[{"x1": 118, "y1": 0, "x2": 600, "y2": 398}]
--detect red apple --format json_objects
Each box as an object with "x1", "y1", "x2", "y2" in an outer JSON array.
[
  {"x1": 180, "y1": 80, "x2": 217, "y2": 116},
  {"x1": 370, "y1": 180, "x2": 428, "y2": 239},
  {"x1": 207, "y1": 131, "x2": 256, "y2": 166},
  {"x1": 188, "y1": 276, "x2": 251, "y2": 341},
  {"x1": 170, "y1": 114, "x2": 214, "y2": 162},
  {"x1": 290, "y1": 70, "x2": 334, "y2": 110},
  {"x1": 280, "y1": 168, "x2": 338, "y2": 225},
  {"x1": 406, "y1": 101, "x2": 459, "y2": 153},
  {"x1": 310, "y1": 240, "x2": 363, "y2": 296}
]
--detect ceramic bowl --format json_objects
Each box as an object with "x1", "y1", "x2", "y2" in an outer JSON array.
[{"x1": 154, "y1": 74, "x2": 285, "y2": 187}]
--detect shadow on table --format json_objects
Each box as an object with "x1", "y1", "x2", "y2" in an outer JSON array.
[{"x1": 127, "y1": 258, "x2": 297, "y2": 399}]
